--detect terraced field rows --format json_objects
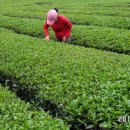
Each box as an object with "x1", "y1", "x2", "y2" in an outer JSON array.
[
  {"x1": 0, "y1": 15, "x2": 130, "y2": 54},
  {"x1": 0, "y1": 28, "x2": 130, "y2": 129},
  {"x1": 0, "y1": 0, "x2": 130, "y2": 129},
  {"x1": 2, "y1": 10, "x2": 130, "y2": 29},
  {"x1": 0, "y1": 85, "x2": 69, "y2": 130}
]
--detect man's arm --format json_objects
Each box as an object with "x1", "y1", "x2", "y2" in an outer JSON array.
[{"x1": 43, "y1": 22, "x2": 50, "y2": 41}]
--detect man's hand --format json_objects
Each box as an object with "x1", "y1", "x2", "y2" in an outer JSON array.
[
  {"x1": 45, "y1": 36, "x2": 50, "y2": 41},
  {"x1": 62, "y1": 36, "x2": 67, "y2": 42}
]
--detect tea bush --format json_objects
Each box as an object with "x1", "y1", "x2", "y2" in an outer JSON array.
[
  {"x1": 0, "y1": 85, "x2": 69, "y2": 130},
  {"x1": 0, "y1": 28, "x2": 130, "y2": 129},
  {"x1": 0, "y1": 15, "x2": 130, "y2": 54}
]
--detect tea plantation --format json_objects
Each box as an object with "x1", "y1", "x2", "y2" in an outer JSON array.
[
  {"x1": 0, "y1": 0, "x2": 130, "y2": 129},
  {"x1": 0, "y1": 85, "x2": 69, "y2": 130}
]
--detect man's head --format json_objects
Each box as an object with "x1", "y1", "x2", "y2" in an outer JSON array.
[
  {"x1": 47, "y1": 9, "x2": 58, "y2": 25},
  {"x1": 53, "y1": 8, "x2": 58, "y2": 13}
]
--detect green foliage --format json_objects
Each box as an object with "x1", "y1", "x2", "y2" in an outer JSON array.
[
  {"x1": 66, "y1": 13, "x2": 130, "y2": 29},
  {"x1": 0, "y1": 15, "x2": 130, "y2": 54},
  {"x1": 1, "y1": 1, "x2": 130, "y2": 29},
  {"x1": 0, "y1": 28, "x2": 130, "y2": 129},
  {"x1": 0, "y1": 0, "x2": 130, "y2": 129},
  {"x1": 0, "y1": 85, "x2": 69, "y2": 130},
  {"x1": 72, "y1": 25, "x2": 130, "y2": 54}
]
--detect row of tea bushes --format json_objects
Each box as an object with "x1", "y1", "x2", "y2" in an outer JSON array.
[
  {"x1": 0, "y1": 15, "x2": 130, "y2": 54},
  {"x1": 0, "y1": 28, "x2": 130, "y2": 129},
  {"x1": 0, "y1": 85, "x2": 69, "y2": 130}
]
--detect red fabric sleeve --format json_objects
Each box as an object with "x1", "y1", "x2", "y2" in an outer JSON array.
[
  {"x1": 63, "y1": 17, "x2": 72, "y2": 38},
  {"x1": 43, "y1": 22, "x2": 50, "y2": 37}
]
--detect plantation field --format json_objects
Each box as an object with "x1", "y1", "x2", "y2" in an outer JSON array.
[
  {"x1": 0, "y1": 0, "x2": 130, "y2": 130},
  {"x1": 0, "y1": 85, "x2": 69, "y2": 130}
]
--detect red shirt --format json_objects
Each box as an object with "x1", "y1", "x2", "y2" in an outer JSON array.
[{"x1": 44, "y1": 15, "x2": 72, "y2": 41}]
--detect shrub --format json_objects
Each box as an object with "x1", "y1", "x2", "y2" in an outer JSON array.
[{"x1": 0, "y1": 28, "x2": 130, "y2": 129}]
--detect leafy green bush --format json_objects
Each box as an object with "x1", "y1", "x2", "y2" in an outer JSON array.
[
  {"x1": 2, "y1": 11, "x2": 130, "y2": 29},
  {"x1": 2, "y1": 5, "x2": 130, "y2": 29},
  {"x1": 0, "y1": 15, "x2": 130, "y2": 54},
  {"x1": 0, "y1": 28, "x2": 130, "y2": 129},
  {"x1": 0, "y1": 85, "x2": 69, "y2": 130},
  {"x1": 72, "y1": 25, "x2": 130, "y2": 54},
  {"x1": 67, "y1": 14, "x2": 130, "y2": 29}
]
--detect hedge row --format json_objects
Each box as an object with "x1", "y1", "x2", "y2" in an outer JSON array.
[
  {"x1": 2, "y1": 6, "x2": 130, "y2": 18},
  {"x1": 0, "y1": 28, "x2": 130, "y2": 129},
  {"x1": 0, "y1": 15, "x2": 130, "y2": 54},
  {"x1": 0, "y1": 85, "x2": 69, "y2": 130},
  {"x1": 67, "y1": 14, "x2": 130, "y2": 29},
  {"x1": 72, "y1": 25, "x2": 130, "y2": 54},
  {"x1": 1, "y1": 0, "x2": 130, "y2": 19},
  {"x1": 63, "y1": 9, "x2": 130, "y2": 17},
  {"x1": 2, "y1": 10, "x2": 130, "y2": 29}
]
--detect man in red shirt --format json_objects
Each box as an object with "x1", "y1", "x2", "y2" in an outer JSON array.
[{"x1": 43, "y1": 9, "x2": 72, "y2": 43}]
